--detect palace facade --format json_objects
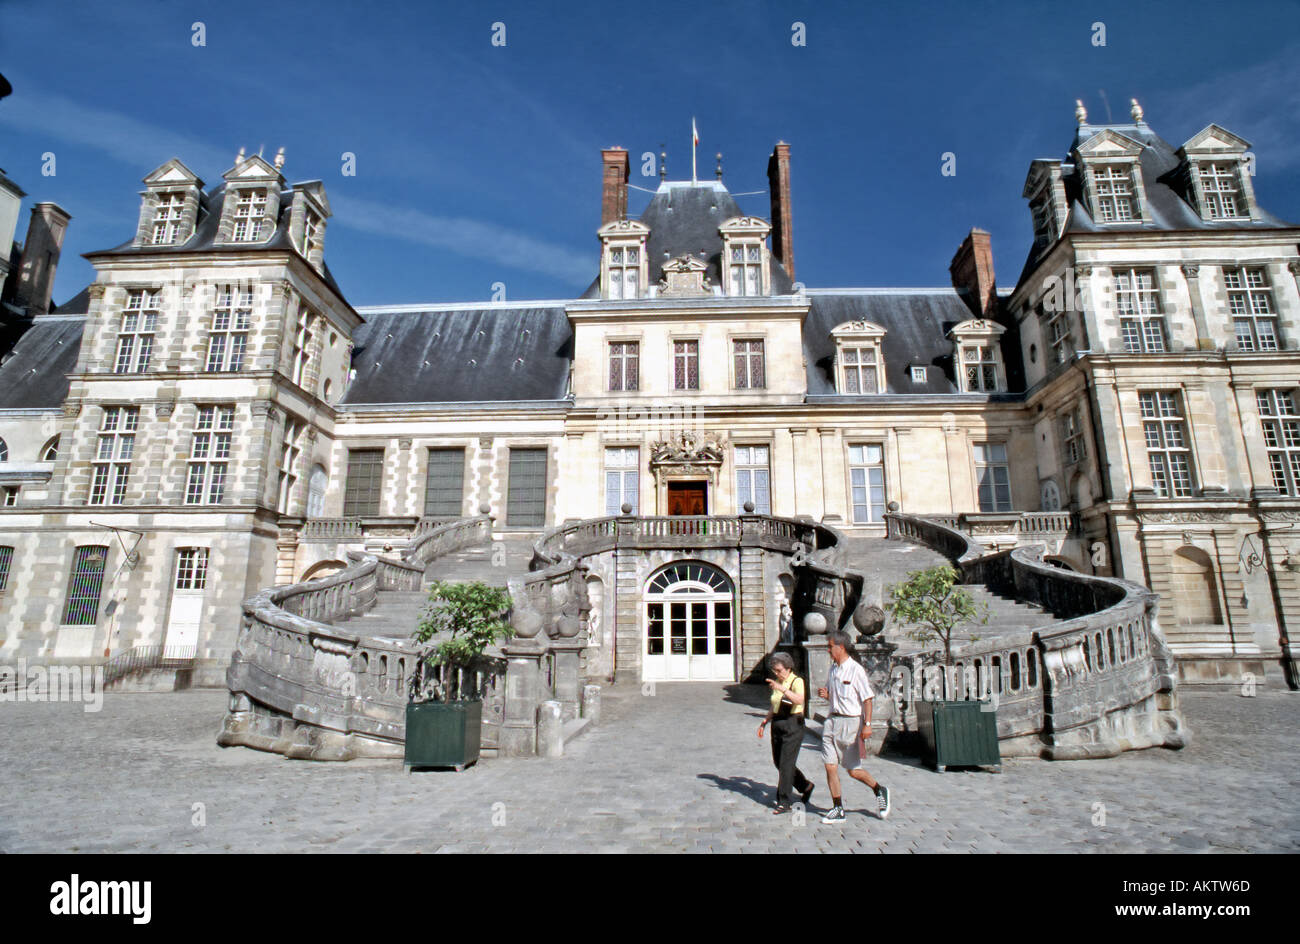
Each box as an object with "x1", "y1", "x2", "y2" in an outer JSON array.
[{"x1": 1, "y1": 102, "x2": 1297, "y2": 688}]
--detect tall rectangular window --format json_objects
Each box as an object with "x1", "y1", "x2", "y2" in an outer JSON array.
[
  {"x1": 728, "y1": 243, "x2": 762, "y2": 296},
  {"x1": 1092, "y1": 164, "x2": 1135, "y2": 221},
  {"x1": 673, "y1": 340, "x2": 699, "y2": 390},
  {"x1": 1062, "y1": 408, "x2": 1087, "y2": 465},
  {"x1": 0, "y1": 545, "x2": 12, "y2": 592},
  {"x1": 734, "y1": 339, "x2": 765, "y2": 389},
  {"x1": 1199, "y1": 162, "x2": 1245, "y2": 219},
  {"x1": 277, "y1": 419, "x2": 303, "y2": 514},
  {"x1": 343, "y1": 448, "x2": 384, "y2": 517},
  {"x1": 291, "y1": 307, "x2": 315, "y2": 389},
  {"x1": 841, "y1": 346, "x2": 879, "y2": 394},
  {"x1": 185, "y1": 406, "x2": 234, "y2": 504},
  {"x1": 1225, "y1": 267, "x2": 1280, "y2": 351},
  {"x1": 1042, "y1": 307, "x2": 1075, "y2": 366},
  {"x1": 151, "y1": 192, "x2": 185, "y2": 245},
  {"x1": 608, "y1": 341, "x2": 639, "y2": 392},
  {"x1": 607, "y1": 245, "x2": 640, "y2": 299},
  {"x1": 1113, "y1": 268, "x2": 1166, "y2": 353},
  {"x1": 301, "y1": 210, "x2": 322, "y2": 257},
  {"x1": 506, "y1": 448, "x2": 547, "y2": 526},
  {"x1": 62, "y1": 546, "x2": 108, "y2": 625},
  {"x1": 206, "y1": 285, "x2": 252, "y2": 372},
  {"x1": 734, "y1": 446, "x2": 770, "y2": 514},
  {"x1": 231, "y1": 189, "x2": 267, "y2": 242},
  {"x1": 174, "y1": 547, "x2": 210, "y2": 591},
  {"x1": 1140, "y1": 391, "x2": 1195, "y2": 498},
  {"x1": 1258, "y1": 389, "x2": 1300, "y2": 496},
  {"x1": 848, "y1": 444, "x2": 886, "y2": 523},
  {"x1": 114, "y1": 289, "x2": 160, "y2": 374},
  {"x1": 605, "y1": 447, "x2": 639, "y2": 516},
  {"x1": 973, "y1": 442, "x2": 1012, "y2": 511},
  {"x1": 90, "y1": 406, "x2": 137, "y2": 505},
  {"x1": 424, "y1": 448, "x2": 466, "y2": 517}
]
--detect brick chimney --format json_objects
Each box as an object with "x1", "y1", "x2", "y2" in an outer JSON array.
[
  {"x1": 601, "y1": 147, "x2": 629, "y2": 226},
  {"x1": 767, "y1": 142, "x2": 794, "y2": 280},
  {"x1": 14, "y1": 202, "x2": 71, "y2": 316},
  {"x1": 949, "y1": 228, "x2": 996, "y2": 318}
]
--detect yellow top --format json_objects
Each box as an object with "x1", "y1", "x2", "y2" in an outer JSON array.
[{"x1": 770, "y1": 674, "x2": 804, "y2": 715}]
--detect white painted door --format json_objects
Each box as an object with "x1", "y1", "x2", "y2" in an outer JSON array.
[{"x1": 165, "y1": 548, "x2": 208, "y2": 657}]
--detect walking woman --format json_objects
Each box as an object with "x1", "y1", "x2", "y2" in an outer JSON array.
[{"x1": 757, "y1": 652, "x2": 815, "y2": 814}]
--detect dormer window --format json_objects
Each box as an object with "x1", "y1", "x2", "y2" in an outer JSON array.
[
  {"x1": 949, "y1": 319, "x2": 1006, "y2": 392},
  {"x1": 597, "y1": 220, "x2": 650, "y2": 300},
  {"x1": 1023, "y1": 160, "x2": 1068, "y2": 255},
  {"x1": 1197, "y1": 162, "x2": 1245, "y2": 219},
  {"x1": 231, "y1": 189, "x2": 268, "y2": 242},
  {"x1": 1179, "y1": 124, "x2": 1258, "y2": 222},
  {"x1": 151, "y1": 192, "x2": 185, "y2": 245},
  {"x1": 830, "y1": 320, "x2": 887, "y2": 395},
  {"x1": 1031, "y1": 197, "x2": 1057, "y2": 246},
  {"x1": 719, "y1": 217, "x2": 772, "y2": 297},
  {"x1": 1091, "y1": 164, "x2": 1136, "y2": 221}
]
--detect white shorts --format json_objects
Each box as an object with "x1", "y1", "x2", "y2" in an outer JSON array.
[{"x1": 821, "y1": 715, "x2": 864, "y2": 770}]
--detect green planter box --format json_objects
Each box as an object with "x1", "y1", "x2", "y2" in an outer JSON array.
[
  {"x1": 916, "y1": 700, "x2": 1001, "y2": 772},
  {"x1": 405, "y1": 699, "x2": 483, "y2": 771}
]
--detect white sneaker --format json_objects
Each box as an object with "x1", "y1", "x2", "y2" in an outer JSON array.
[{"x1": 820, "y1": 806, "x2": 846, "y2": 824}]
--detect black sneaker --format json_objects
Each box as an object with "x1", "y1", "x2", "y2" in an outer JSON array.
[
  {"x1": 876, "y1": 784, "x2": 891, "y2": 820},
  {"x1": 820, "y1": 805, "x2": 846, "y2": 824},
  {"x1": 800, "y1": 783, "x2": 815, "y2": 807},
  {"x1": 772, "y1": 803, "x2": 792, "y2": 815}
]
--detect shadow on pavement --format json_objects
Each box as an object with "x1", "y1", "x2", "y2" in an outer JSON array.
[{"x1": 696, "y1": 772, "x2": 773, "y2": 807}]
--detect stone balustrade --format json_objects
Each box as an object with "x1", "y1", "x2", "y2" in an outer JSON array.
[{"x1": 884, "y1": 512, "x2": 1188, "y2": 759}]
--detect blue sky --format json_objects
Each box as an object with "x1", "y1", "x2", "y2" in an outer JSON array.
[{"x1": 2, "y1": 0, "x2": 1298, "y2": 308}]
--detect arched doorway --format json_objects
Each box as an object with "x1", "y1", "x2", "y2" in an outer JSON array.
[{"x1": 643, "y1": 561, "x2": 734, "y2": 682}]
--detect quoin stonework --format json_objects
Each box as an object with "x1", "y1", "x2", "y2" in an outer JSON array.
[{"x1": 0, "y1": 101, "x2": 1297, "y2": 728}]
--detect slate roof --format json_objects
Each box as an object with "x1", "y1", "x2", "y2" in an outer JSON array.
[
  {"x1": 581, "y1": 181, "x2": 795, "y2": 298},
  {"x1": 803, "y1": 290, "x2": 1023, "y2": 396},
  {"x1": 342, "y1": 306, "x2": 573, "y2": 405},
  {"x1": 1017, "y1": 121, "x2": 1298, "y2": 285},
  {"x1": 0, "y1": 316, "x2": 83, "y2": 408},
  {"x1": 88, "y1": 182, "x2": 346, "y2": 297}
]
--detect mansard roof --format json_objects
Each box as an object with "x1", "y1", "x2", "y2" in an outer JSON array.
[
  {"x1": 0, "y1": 315, "x2": 83, "y2": 409},
  {"x1": 1016, "y1": 119, "x2": 1298, "y2": 286},
  {"x1": 581, "y1": 180, "x2": 795, "y2": 298},
  {"x1": 803, "y1": 289, "x2": 1023, "y2": 396},
  {"x1": 341, "y1": 304, "x2": 573, "y2": 406}
]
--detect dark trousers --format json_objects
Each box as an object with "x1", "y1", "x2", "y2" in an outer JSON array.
[{"x1": 770, "y1": 715, "x2": 812, "y2": 804}]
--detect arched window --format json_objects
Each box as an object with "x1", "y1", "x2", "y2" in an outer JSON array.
[
  {"x1": 643, "y1": 561, "x2": 735, "y2": 682},
  {"x1": 40, "y1": 436, "x2": 59, "y2": 462},
  {"x1": 0, "y1": 437, "x2": 7, "y2": 462}
]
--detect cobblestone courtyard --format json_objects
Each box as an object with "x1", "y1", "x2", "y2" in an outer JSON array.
[{"x1": 1, "y1": 684, "x2": 1297, "y2": 853}]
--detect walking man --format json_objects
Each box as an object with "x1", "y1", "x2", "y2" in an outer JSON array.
[{"x1": 817, "y1": 629, "x2": 891, "y2": 823}]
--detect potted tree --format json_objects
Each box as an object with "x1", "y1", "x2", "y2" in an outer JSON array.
[
  {"x1": 406, "y1": 580, "x2": 513, "y2": 771},
  {"x1": 885, "y1": 565, "x2": 999, "y2": 772}
]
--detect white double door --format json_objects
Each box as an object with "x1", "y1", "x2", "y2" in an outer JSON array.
[{"x1": 643, "y1": 597, "x2": 734, "y2": 682}]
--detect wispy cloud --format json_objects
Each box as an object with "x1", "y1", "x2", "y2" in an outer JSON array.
[
  {"x1": 0, "y1": 90, "x2": 593, "y2": 284},
  {"x1": 330, "y1": 194, "x2": 592, "y2": 285},
  {"x1": 0, "y1": 90, "x2": 230, "y2": 175}
]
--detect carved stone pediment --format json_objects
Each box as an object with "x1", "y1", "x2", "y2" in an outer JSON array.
[
  {"x1": 649, "y1": 430, "x2": 726, "y2": 468},
  {"x1": 658, "y1": 255, "x2": 711, "y2": 298}
]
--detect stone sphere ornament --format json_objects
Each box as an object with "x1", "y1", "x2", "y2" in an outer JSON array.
[
  {"x1": 743, "y1": 501, "x2": 755, "y2": 513},
  {"x1": 621, "y1": 502, "x2": 633, "y2": 515},
  {"x1": 803, "y1": 611, "x2": 827, "y2": 635},
  {"x1": 853, "y1": 603, "x2": 886, "y2": 637},
  {"x1": 479, "y1": 503, "x2": 492, "y2": 516}
]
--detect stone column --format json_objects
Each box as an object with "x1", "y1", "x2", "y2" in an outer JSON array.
[{"x1": 549, "y1": 638, "x2": 584, "y2": 721}]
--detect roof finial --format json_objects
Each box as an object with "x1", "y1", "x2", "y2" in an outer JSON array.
[
  {"x1": 274, "y1": 146, "x2": 285, "y2": 169},
  {"x1": 715, "y1": 152, "x2": 723, "y2": 181},
  {"x1": 1075, "y1": 99, "x2": 1088, "y2": 125},
  {"x1": 1130, "y1": 98, "x2": 1144, "y2": 123},
  {"x1": 235, "y1": 146, "x2": 245, "y2": 164}
]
